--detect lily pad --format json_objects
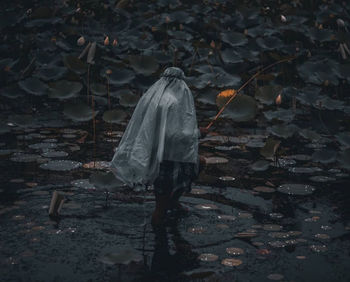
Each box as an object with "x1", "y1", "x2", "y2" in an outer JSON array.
[
  {"x1": 255, "y1": 85, "x2": 283, "y2": 105},
  {"x1": 226, "y1": 247, "x2": 244, "y2": 255},
  {"x1": 39, "y1": 160, "x2": 82, "y2": 171},
  {"x1": 49, "y1": 80, "x2": 83, "y2": 100},
  {"x1": 312, "y1": 149, "x2": 337, "y2": 164},
  {"x1": 277, "y1": 184, "x2": 315, "y2": 195},
  {"x1": 128, "y1": 55, "x2": 159, "y2": 76},
  {"x1": 221, "y1": 31, "x2": 248, "y2": 47},
  {"x1": 18, "y1": 77, "x2": 48, "y2": 96},
  {"x1": 63, "y1": 101, "x2": 98, "y2": 122},
  {"x1": 35, "y1": 66, "x2": 67, "y2": 81},
  {"x1": 339, "y1": 148, "x2": 350, "y2": 170},
  {"x1": 251, "y1": 160, "x2": 270, "y2": 171},
  {"x1": 89, "y1": 171, "x2": 125, "y2": 190},
  {"x1": 268, "y1": 124, "x2": 298, "y2": 139},
  {"x1": 102, "y1": 67, "x2": 135, "y2": 86},
  {"x1": 90, "y1": 83, "x2": 107, "y2": 96},
  {"x1": 221, "y1": 258, "x2": 243, "y2": 267},
  {"x1": 197, "y1": 253, "x2": 219, "y2": 262},
  {"x1": 98, "y1": 247, "x2": 142, "y2": 265},
  {"x1": 260, "y1": 138, "x2": 281, "y2": 160},
  {"x1": 63, "y1": 55, "x2": 88, "y2": 75},
  {"x1": 119, "y1": 93, "x2": 140, "y2": 107},
  {"x1": 102, "y1": 109, "x2": 127, "y2": 124},
  {"x1": 217, "y1": 94, "x2": 257, "y2": 122}
]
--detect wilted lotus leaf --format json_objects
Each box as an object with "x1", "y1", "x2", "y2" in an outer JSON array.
[
  {"x1": 251, "y1": 160, "x2": 270, "y2": 171},
  {"x1": 1, "y1": 85, "x2": 24, "y2": 99},
  {"x1": 98, "y1": 247, "x2": 142, "y2": 265},
  {"x1": 264, "y1": 108, "x2": 295, "y2": 122},
  {"x1": 35, "y1": 66, "x2": 67, "y2": 81},
  {"x1": 299, "y1": 129, "x2": 322, "y2": 141},
  {"x1": 90, "y1": 83, "x2": 107, "y2": 96},
  {"x1": 339, "y1": 148, "x2": 350, "y2": 170},
  {"x1": 256, "y1": 36, "x2": 283, "y2": 50},
  {"x1": 89, "y1": 171, "x2": 125, "y2": 190},
  {"x1": 103, "y1": 109, "x2": 127, "y2": 124},
  {"x1": 260, "y1": 137, "x2": 281, "y2": 160},
  {"x1": 297, "y1": 59, "x2": 339, "y2": 85},
  {"x1": 49, "y1": 80, "x2": 82, "y2": 100},
  {"x1": 221, "y1": 258, "x2": 242, "y2": 267},
  {"x1": 63, "y1": 101, "x2": 98, "y2": 122},
  {"x1": 221, "y1": 31, "x2": 248, "y2": 47},
  {"x1": 63, "y1": 55, "x2": 88, "y2": 75},
  {"x1": 255, "y1": 85, "x2": 283, "y2": 105},
  {"x1": 277, "y1": 184, "x2": 315, "y2": 195},
  {"x1": 18, "y1": 77, "x2": 48, "y2": 96},
  {"x1": 39, "y1": 160, "x2": 82, "y2": 171},
  {"x1": 308, "y1": 27, "x2": 334, "y2": 42},
  {"x1": 217, "y1": 94, "x2": 257, "y2": 122},
  {"x1": 119, "y1": 93, "x2": 140, "y2": 107},
  {"x1": 336, "y1": 132, "x2": 350, "y2": 147},
  {"x1": 312, "y1": 149, "x2": 337, "y2": 164},
  {"x1": 268, "y1": 124, "x2": 298, "y2": 138},
  {"x1": 197, "y1": 253, "x2": 218, "y2": 262},
  {"x1": 128, "y1": 55, "x2": 158, "y2": 76}
]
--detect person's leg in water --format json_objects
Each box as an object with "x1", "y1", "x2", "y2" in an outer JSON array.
[{"x1": 152, "y1": 192, "x2": 171, "y2": 226}]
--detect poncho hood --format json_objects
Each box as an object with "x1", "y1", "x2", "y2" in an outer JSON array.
[{"x1": 109, "y1": 67, "x2": 199, "y2": 187}]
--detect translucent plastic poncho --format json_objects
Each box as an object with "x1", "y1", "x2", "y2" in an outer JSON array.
[{"x1": 109, "y1": 67, "x2": 200, "y2": 188}]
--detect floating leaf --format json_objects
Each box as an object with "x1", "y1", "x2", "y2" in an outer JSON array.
[
  {"x1": 18, "y1": 77, "x2": 48, "y2": 96},
  {"x1": 251, "y1": 160, "x2": 270, "y2": 171},
  {"x1": 119, "y1": 93, "x2": 140, "y2": 107},
  {"x1": 63, "y1": 101, "x2": 98, "y2": 122},
  {"x1": 260, "y1": 137, "x2": 281, "y2": 160},
  {"x1": 98, "y1": 247, "x2": 142, "y2": 265},
  {"x1": 205, "y1": 157, "x2": 229, "y2": 164},
  {"x1": 89, "y1": 171, "x2": 125, "y2": 190},
  {"x1": 312, "y1": 149, "x2": 337, "y2": 164},
  {"x1": 221, "y1": 31, "x2": 248, "y2": 47},
  {"x1": 217, "y1": 94, "x2": 257, "y2": 122},
  {"x1": 339, "y1": 148, "x2": 350, "y2": 170},
  {"x1": 128, "y1": 55, "x2": 159, "y2": 75},
  {"x1": 103, "y1": 109, "x2": 127, "y2": 124},
  {"x1": 63, "y1": 55, "x2": 88, "y2": 75},
  {"x1": 226, "y1": 247, "x2": 244, "y2": 255},
  {"x1": 277, "y1": 184, "x2": 315, "y2": 195},
  {"x1": 221, "y1": 258, "x2": 243, "y2": 266},
  {"x1": 195, "y1": 204, "x2": 218, "y2": 210},
  {"x1": 255, "y1": 85, "x2": 283, "y2": 105},
  {"x1": 39, "y1": 160, "x2": 82, "y2": 171},
  {"x1": 49, "y1": 80, "x2": 82, "y2": 100},
  {"x1": 198, "y1": 253, "x2": 218, "y2": 262}
]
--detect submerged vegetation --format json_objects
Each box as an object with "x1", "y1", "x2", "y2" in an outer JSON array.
[{"x1": 0, "y1": 0, "x2": 350, "y2": 281}]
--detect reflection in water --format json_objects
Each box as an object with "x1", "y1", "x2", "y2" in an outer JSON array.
[{"x1": 148, "y1": 220, "x2": 199, "y2": 281}]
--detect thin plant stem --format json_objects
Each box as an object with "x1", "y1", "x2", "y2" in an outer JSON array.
[{"x1": 206, "y1": 56, "x2": 296, "y2": 130}]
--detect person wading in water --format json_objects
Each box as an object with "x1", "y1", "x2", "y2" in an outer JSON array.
[{"x1": 109, "y1": 67, "x2": 208, "y2": 226}]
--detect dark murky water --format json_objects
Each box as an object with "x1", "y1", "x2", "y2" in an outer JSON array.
[{"x1": 1, "y1": 0, "x2": 350, "y2": 281}]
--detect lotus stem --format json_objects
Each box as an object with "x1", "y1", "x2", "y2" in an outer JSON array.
[
  {"x1": 189, "y1": 46, "x2": 198, "y2": 75},
  {"x1": 107, "y1": 75, "x2": 110, "y2": 109},
  {"x1": 91, "y1": 95, "x2": 96, "y2": 167},
  {"x1": 206, "y1": 56, "x2": 297, "y2": 130},
  {"x1": 87, "y1": 64, "x2": 90, "y2": 103}
]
